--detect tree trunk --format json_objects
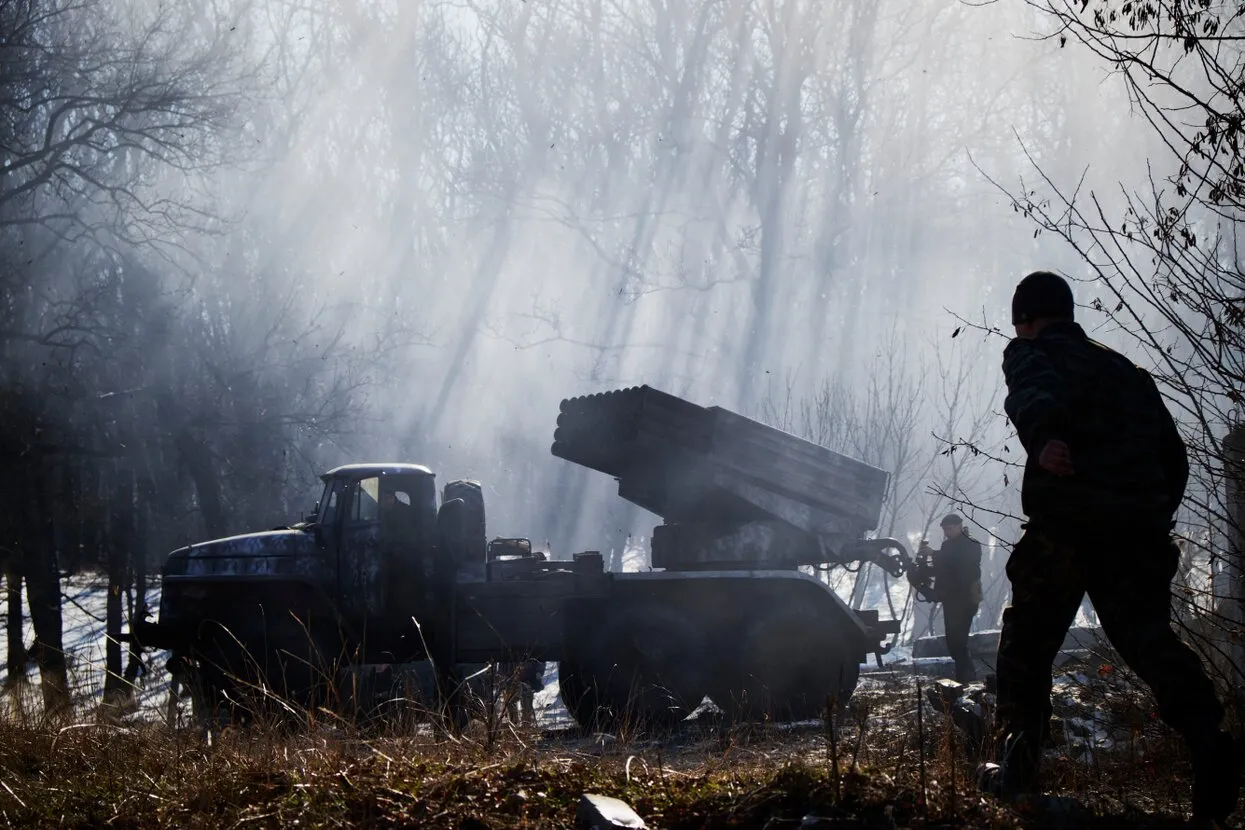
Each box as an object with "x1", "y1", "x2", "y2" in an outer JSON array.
[
  {"x1": 4, "y1": 566, "x2": 26, "y2": 688},
  {"x1": 101, "y1": 484, "x2": 129, "y2": 717},
  {"x1": 28, "y1": 479, "x2": 69, "y2": 715},
  {"x1": 123, "y1": 492, "x2": 147, "y2": 688},
  {"x1": 102, "y1": 571, "x2": 125, "y2": 718},
  {"x1": 849, "y1": 564, "x2": 873, "y2": 610},
  {"x1": 102, "y1": 477, "x2": 135, "y2": 718},
  {"x1": 175, "y1": 430, "x2": 226, "y2": 539}
]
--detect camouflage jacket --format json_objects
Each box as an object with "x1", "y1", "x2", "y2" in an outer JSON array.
[
  {"x1": 1002, "y1": 321, "x2": 1187, "y2": 534},
  {"x1": 933, "y1": 532, "x2": 982, "y2": 599}
]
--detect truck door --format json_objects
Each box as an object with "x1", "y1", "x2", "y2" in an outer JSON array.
[
  {"x1": 338, "y1": 476, "x2": 384, "y2": 623},
  {"x1": 377, "y1": 475, "x2": 436, "y2": 624}
]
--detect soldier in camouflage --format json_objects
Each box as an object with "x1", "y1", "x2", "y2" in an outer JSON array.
[
  {"x1": 918, "y1": 514, "x2": 982, "y2": 683},
  {"x1": 981, "y1": 271, "x2": 1239, "y2": 827}
]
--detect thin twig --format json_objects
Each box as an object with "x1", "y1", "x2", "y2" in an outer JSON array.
[
  {"x1": 851, "y1": 702, "x2": 869, "y2": 770},
  {"x1": 916, "y1": 678, "x2": 927, "y2": 813},
  {"x1": 948, "y1": 700, "x2": 957, "y2": 817},
  {"x1": 825, "y1": 693, "x2": 840, "y2": 802}
]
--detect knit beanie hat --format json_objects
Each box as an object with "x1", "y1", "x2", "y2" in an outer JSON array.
[{"x1": 1012, "y1": 271, "x2": 1074, "y2": 324}]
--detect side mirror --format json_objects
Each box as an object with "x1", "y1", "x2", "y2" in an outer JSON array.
[{"x1": 303, "y1": 512, "x2": 318, "y2": 525}]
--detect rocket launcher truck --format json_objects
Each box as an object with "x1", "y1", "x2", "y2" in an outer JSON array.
[{"x1": 136, "y1": 386, "x2": 913, "y2": 729}]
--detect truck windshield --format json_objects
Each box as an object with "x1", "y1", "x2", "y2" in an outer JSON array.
[
  {"x1": 315, "y1": 473, "x2": 434, "y2": 539},
  {"x1": 317, "y1": 480, "x2": 341, "y2": 526}
]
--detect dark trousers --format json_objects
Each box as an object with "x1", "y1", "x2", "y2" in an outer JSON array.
[
  {"x1": 943, "y1": 598, "x2": 979, "y2": 683},
  {"x1": 994, "y1": 528, "x2": 1223, "y2": 754}
]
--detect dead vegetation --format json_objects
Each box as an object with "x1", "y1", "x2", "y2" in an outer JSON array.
[{"x1": 0, "y1": 664, "x2": 1225, "y2": 829}]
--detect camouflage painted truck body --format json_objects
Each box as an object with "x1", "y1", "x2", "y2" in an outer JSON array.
[{"x1": 137, "y1": 387, "x2": 910, "y2": 728}]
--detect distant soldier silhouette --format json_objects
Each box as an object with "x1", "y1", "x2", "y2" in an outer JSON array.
[
  {"x1": 502, "y1": 659, "x2": 545, "y2": 727},
  {"x1": 981, "y1": 270, "x2": 1239, "y2": 828},
  {"x1": 917, "y1": 513, "x2": 982, "y2": 683}
]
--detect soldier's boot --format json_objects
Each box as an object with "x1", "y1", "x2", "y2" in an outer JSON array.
[
  {"x1": 1189, "y1": 729, "x2": 1240, "y2": 828},
  {"x1": 520, "y1": 685, "x2": 536, "y2": 727},
  {"x1": 977, "y1": 730, "x2": 1040, "y2": 802}
]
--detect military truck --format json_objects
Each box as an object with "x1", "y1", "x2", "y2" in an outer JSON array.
[{"x1": 135, "y1": 386, "x2": 912, "y2": 729}]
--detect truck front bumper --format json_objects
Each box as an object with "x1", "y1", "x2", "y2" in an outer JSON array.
[{"x1": 121, "y1": 618, "x2": 188, "y2": 651}]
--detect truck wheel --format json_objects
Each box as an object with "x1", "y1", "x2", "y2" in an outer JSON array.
[
  {"x1": 188, "y1": 617, "x2": 341, "y2": 726},
  {"x1": 556, "y1": 659, "x2": 588, "y2": 726},
  {"x1": 186, "y1": 622, "x2": 252, "y2": 726},
  {"x1": 560, "y1": 607, "x2": 706, "y2": 733},
  {"x1": 443, "y1": 480, "x2": 486, "y2": 563},
  {"x1": 187, "y1": 663, "x2": 232, "y2": 728},
  {"x1": 264, "y1": 621, "x2": 345, "y2": 719},
  {"x1": 180, "y1": 653, "x2": 220, "y2": 727},
  {"x1": 712, "y1": 608, "x2": 859, "y2": 723}
]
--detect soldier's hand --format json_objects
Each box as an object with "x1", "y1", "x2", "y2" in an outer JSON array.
[{"x1": 1038, "y1": 439, "x2": 1075, "y2": 476}]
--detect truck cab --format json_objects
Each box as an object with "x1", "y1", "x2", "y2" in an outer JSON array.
[
  {"x1": 144, "y1": 464, "x2": 457, "y2": 676},
  {"x1": 309, "y1": 464, "x2": 439, "y2": 643}
]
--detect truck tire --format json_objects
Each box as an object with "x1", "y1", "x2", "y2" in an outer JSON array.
[
  {"x1": 711, "y1": 606, "x2": 859, "y2": 723},
  {"x1": 185, "y1": 621, "x2": 251, "y2": 726},
  {"x1": 559, "y1": 606, "x2": 706, "y2": 733},
  {"x1": 555, "y1": 658, "x2": 594, "y2": 730},
  {"x1": 269, "y1": 622, "x2": 343, "y2": 716},
  {"x1": 187, "y1": 611, "x2": 342, "y2": 726},
  {"x1": 443, "y1": 480, "x2": 486, "y2": 564}
]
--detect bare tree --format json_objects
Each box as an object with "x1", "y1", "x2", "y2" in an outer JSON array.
[
  {"x1": 0, "y1": 0, "x2": 251, "y2": 260},
  {"x1": 0, "y1": 0, "x2": 383, "y2": 714}
]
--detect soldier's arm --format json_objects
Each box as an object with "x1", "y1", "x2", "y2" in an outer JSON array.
[
  {"x1": 1142, "y1": 370, "x2": 1189, "y2": 514},
  {"x1": 1002, "y1": 338, "x2": 1071, "y2": 455}
]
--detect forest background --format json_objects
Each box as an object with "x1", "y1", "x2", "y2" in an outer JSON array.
[{"x1": 1, "y1": 0, "x2": 1239, "y2": 718}]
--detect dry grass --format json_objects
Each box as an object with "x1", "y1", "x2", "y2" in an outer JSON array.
[
  {"x1": 0, "y1": 717, "x2": 998, "y2": 829},
  {"x1": 0, "y1": 667, "x2": 1227, "y2": 829}
]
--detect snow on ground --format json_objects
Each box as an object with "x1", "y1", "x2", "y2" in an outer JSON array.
[
  {"x1": 0, "y1": 573, "x2": 174, "y2": 720},
  {"x1": 0, "y1": 573, "x2": 576, "y2": 726}
]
